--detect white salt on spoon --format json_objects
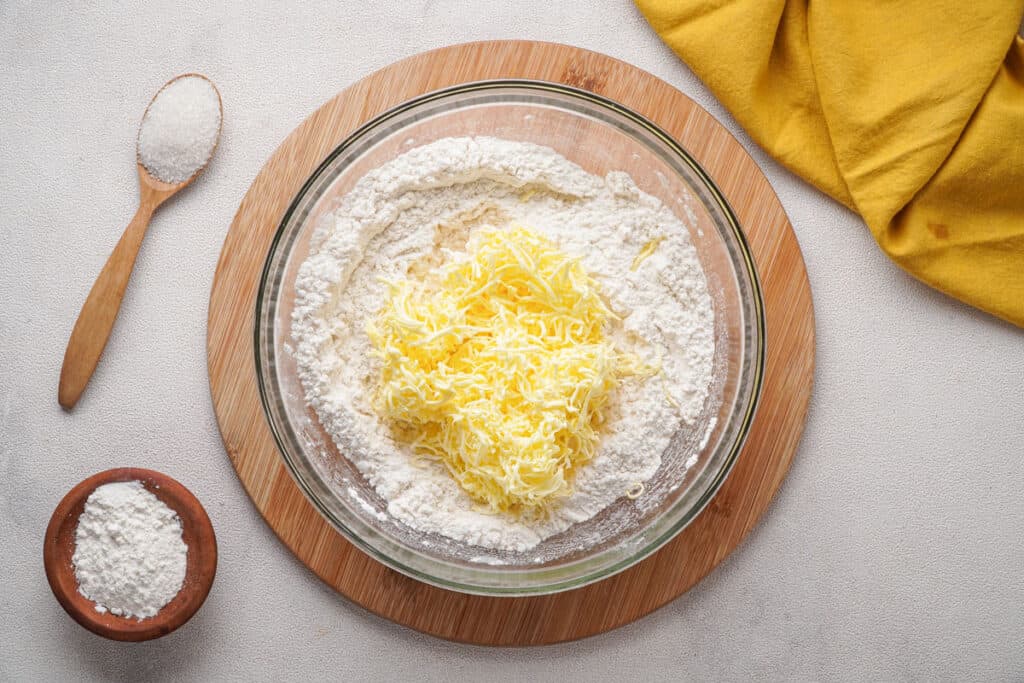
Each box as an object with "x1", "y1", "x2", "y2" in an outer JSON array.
[
  {"x1": 58, "y1": 73, "x2": 223, "y2": 409},
  {"x1": 137, "y1": 75, "x2": 222, "y2": 183}
]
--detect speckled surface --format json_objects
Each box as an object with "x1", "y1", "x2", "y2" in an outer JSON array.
[{"x1": 2, "y1": 3, "x2": 1023, "y2": 681}]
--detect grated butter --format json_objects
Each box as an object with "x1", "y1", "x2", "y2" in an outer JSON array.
[{"x1": 368, "y1": 225, "x2": 648, "y2": 513}]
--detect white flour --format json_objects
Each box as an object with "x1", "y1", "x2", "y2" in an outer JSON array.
[
  {"x1": 292, "y1": 137, "x2": 715, "y2": 552},
  {"x1": 72, "y1": 481, "x2": 188, "y2": 619}
]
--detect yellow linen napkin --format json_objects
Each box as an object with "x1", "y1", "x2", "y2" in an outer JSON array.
[{"x1": 635, "y1": 0, "x2": 1024, "y2": 326}]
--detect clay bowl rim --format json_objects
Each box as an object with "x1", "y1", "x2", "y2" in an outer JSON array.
[{"x1": 43, "y1": 467, "x2": 217, "y2": 642}]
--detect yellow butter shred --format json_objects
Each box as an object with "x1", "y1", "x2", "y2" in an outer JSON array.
[
  {"x1": 367, "y1": 224, "x2": 649, "y2": 513},
  {"x1": 517, "y1": 187, "x2": 538, "y2": 202},
  {"x1": 631, "y1": 236, "x2": 665, "y2": 271}
]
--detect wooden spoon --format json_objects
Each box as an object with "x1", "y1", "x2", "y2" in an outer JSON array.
[
  {"x1": 58, "y1": 73, "x2": 222, "y2": 409},
  {"x1": 44, "y1": 468, "x2": 217, "y2": 641}
]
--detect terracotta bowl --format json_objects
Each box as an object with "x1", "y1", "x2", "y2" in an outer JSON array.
[{"x1": 43, "y1": 468, "x2": 217, "y2": 641}]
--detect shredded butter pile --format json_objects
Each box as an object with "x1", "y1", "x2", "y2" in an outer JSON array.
[{"x1": 368, "y1": 224, "x2": 644, "y2": 513}]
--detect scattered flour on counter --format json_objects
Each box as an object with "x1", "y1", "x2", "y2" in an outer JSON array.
[
  {"x1": 292, "y1": 137, "x2": 715, "y2": 552},
  {"x1": 72, "y1": 481, "x2": 188, "y2": 619}
]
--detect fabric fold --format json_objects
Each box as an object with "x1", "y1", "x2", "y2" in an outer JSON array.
[{"x1": 636, "y1": 0, "x2": 1024, "y2": 326}]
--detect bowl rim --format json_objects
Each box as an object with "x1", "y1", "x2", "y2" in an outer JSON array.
[{"x1": 254, "y1": 78, "x2": 766, "y2": 595}]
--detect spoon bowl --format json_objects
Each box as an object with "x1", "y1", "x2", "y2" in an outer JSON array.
[{"x1": 136, "y1": 72, "x2": 223, "y2": 189}]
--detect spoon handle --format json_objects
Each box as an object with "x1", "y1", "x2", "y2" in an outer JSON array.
[{"x1": 58, "y1": 190, "x2": 161, "y2": 409}]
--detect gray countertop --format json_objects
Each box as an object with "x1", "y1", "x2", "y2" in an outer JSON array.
[{"x1": 3, "y1": 2, "x2": 1023, "y2": 681}]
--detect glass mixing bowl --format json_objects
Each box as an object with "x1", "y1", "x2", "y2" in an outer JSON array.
[{"x1": 256, "y1": 81, "x2": 765, "y2": 595}]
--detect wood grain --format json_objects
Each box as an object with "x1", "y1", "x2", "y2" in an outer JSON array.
[{"x1": 207, "y1": 40, "x2": 815, "y2": 645}]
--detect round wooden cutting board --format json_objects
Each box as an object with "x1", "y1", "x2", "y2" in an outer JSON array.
[{"x1": 208, "y1": 40, "x2": 814, "y2": 645}]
